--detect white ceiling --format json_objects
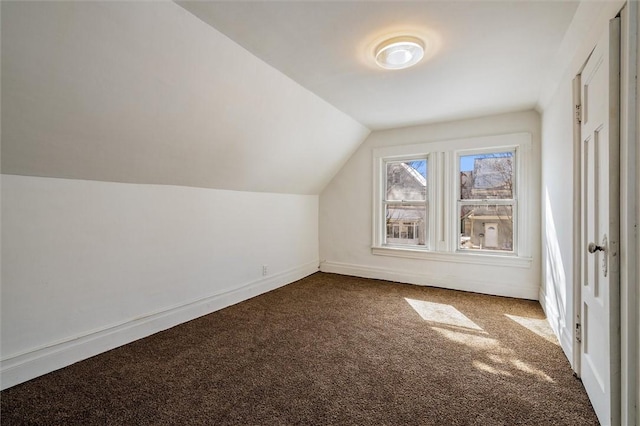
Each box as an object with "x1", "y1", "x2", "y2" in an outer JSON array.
[
  {"x1": 177, "y1": 1, "x2": 579, "y2": 130},
  {"x1": 2, "y1": 2, "x2": 369, "y2": 194}
]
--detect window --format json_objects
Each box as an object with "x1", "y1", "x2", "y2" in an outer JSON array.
[
  {"x1": 458, "y1": 151, "x2": 515, "y2": 253},
  {"x1": 372, "y1": 133, "x2": 532, "y2": 265},
  {"x1": 384, "y1": 159, "x2": 428, "y2": 247}
]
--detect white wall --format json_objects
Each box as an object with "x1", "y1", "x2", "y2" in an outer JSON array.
[
  {"x1": 1, "y1": 1, "x2": 366, "y2": 389},
  {"x1": 539, "y1": 80, "x2": 575, "y2": 355},
  {"x1": 1, "y1": 175, "x2": 319, "y2": 389},
  {"x1": 540, "y1": 2, "x2": 640, "y2": 423},
  {"x1": 539, "y1": 0, "x2": 627, "y2": 367},
  {"x1": 319, "y1": 110, "x2": 541, "y2": 300}
]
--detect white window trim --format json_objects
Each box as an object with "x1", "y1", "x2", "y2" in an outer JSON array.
[{"x1": 372, "y1": 132, "x2": 533, "y2": 268}]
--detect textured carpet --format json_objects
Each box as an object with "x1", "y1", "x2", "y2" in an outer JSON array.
[{"x1": 2, "y1": 272, "x2": 598, "y2": 425}]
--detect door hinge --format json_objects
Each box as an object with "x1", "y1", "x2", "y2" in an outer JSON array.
[
  {"x1": 575, "y1": 322, "x2": 582, "y2": 343},
  {"x1": 575, "y1": 104, "x2": 582, "y2": 124}
]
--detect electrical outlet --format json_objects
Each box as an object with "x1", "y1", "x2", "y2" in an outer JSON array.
[{"x1": 262, "y1": 265, "x2": 268, "y2": 276}]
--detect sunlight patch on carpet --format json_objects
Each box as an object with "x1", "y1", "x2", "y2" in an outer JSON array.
[
  {"x1": 504, "y1": 314, "x2": 558, "y2": 344},
  {"x1": 431, "y1": 327, "x2": 498, "y2": 349},
  {"x1": 473, "y1": 360, "x2": 513, "y2": 376},
  {"x1": 475, "y1": 355, "x2": 556, "y2": 382},
  {"x1": 405, "y1": 298, "x2": 483, "y2": 331},
  {"x1": 510, "y1": 358, "x2": 555, "y2": 382}
]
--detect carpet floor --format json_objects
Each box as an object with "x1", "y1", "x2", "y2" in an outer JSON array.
[{"x1": 1, "y1": 272, "x2": 598, "y2": 425}]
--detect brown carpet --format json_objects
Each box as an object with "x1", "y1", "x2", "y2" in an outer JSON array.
[{"x1": 1, "y1": 272, "x2": 598, "y2": 425}]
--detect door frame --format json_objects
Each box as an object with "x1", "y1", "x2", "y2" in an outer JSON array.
[
  {"x1": 572, "y1": 4, "x2": 638, "y2": 424},
  {"x1": 619, "y1": 3, "x2": 639, "y2": 424}
]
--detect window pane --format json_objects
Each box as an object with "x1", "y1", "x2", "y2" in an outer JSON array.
[
  {"x1": 459, "y1": 205, "x2": 513, "y2": 251},
  {"x1": 386, "y1": 160, "x2": 427, "y2": 201},
  {"x1": 386, "y1": 205, "x2": 427, "y2": 246},
  {"x1": 459, "y1": 152, "x2": 513, "y2": 199}
]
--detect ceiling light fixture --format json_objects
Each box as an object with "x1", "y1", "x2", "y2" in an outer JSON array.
[{"x1": 374, "y1": 36, "x2": 425, "y2": 70}]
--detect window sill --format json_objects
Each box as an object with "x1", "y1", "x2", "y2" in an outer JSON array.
[{"x1": 371, "y1": 246, "x2": 532, "y2": 268}]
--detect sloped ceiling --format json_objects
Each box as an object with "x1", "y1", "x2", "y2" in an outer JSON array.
[
  {"x1": 177, "y1": 1, "x2": 579, "y2": 130},
  {"x1": 1, "y1": 1, "x2": 370, "y2": 194}
]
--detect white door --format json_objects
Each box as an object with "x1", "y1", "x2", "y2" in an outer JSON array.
[
  {"x1": 579, "y1": 17, "x2": 621, "y2": 426},
  {"x1": 483, "y1": 222, "x2": 498, "y2": 248}
]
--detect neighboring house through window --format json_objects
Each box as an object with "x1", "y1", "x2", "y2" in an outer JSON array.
[
  {"x1": 458, "y1": 151, "x2": 515, "y2": 252},
  {"x1": 384, "y1": 160, "x2": 427, "y2": 247}
]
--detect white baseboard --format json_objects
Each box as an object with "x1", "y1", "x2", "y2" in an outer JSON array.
[
  {"x1": 320, "y1": 261, "x2": 539, "y2": 300},
  {"x1": 0, "y1": 261, "x2": 318, "y2": 390}
]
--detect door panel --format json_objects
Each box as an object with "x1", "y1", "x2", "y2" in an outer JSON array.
[{"x1": 579, "y1": 17, "x2": 621, "y2": 426}]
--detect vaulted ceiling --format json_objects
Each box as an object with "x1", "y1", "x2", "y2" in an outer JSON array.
[
  {"x1": 178, "y1": 1, "x2": 580, "y2": 130},
  {"x1": 1, "y1": 2, "x2": 369, "y2": 194},
  {"x1": 2, "y1": 1, "x2": 585, "y2": 195}
]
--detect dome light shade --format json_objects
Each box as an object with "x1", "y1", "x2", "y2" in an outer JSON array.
[{"x1": 374, "y1": 36, "x2": 425, "y2": 70}]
